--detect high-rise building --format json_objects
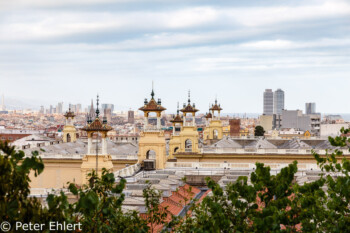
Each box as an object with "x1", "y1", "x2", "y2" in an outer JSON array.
[
  {"x1": 39, "y1": 106, "x2": 44, "y2": 114},
  {"x1": 305, "y1": 103, "x2": 316, "y2": 115},
  {"x1": 128, "y1": 110, "x2": 135, "y2": 124},
  {"x1": 263, "y1": 89, "x2": 274, "y2": 115},
  {"x1": 56, "y1": 102, "x2": 63, "y2": 114},
  {"x1": 273, "y1": 89, "x2": 284, "y2": 115},
  {"x1": 104, "y1": 108, "x2": 112, "y2": 123},
  {"x1": 101, "y1": 104, "x2": 114, "y2": 113}
]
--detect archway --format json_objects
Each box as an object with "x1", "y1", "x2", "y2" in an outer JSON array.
[
  {"x1": 185, "y1": 139, "x2": 192, "y2": 152},
  {"x1": 213, "y1": 129, "x2": 219, "y2": 139},
  {"x1": 66, "y1": 133, "x2": 71, "y2": 142},
  {"x1": 146, "y1": 150, "x2": 156, "y2": 160}
]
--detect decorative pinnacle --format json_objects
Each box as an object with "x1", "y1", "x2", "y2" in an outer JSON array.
[
  {"x1": 96, "y1": 94, "x2": 100, "y2": 118},
  {"x1": 151, "y1": 81, "x2": 155, "y2": 99},
  {"x1": 188, "y1": 90, "x2": 191, "y2": 104},
  {"x1": 177, "y1": 102, "x2": 179, "y2": 114}
]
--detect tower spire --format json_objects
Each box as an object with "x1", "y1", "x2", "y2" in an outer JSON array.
[
  {"x1": 96, "y1": 94, "x2": 100, "y2": 118},
  {"x1": 151, "y1": 81, "x2": 155, "y2": 99},
  {"x1": 177, "y1": 102, "x2": 179, "y2": 114},
  {"x1": 188, "y1": 90, "x2": 191, "y2": 104},
  {"x1": 215, "y1": 94, "x2": 217, "y2": 105}
]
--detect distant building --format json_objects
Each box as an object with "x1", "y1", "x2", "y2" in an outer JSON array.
[
  {"x1": 259, "y1": 115, "x2": 273, "y2": 131},
  {"x1": 263, "y1": 89, "x2": 274, "y2": 115},
  {"x1": 273, "y1": 114, "x2": 282, "y2": 129},
  {"x1": 229, "y1": 119, "x2": 240, "y2": 136},
  {"x1": 39, "y1": 106, "x2": 44, "y2": 114},
  {"x1": 56, "y1": 102, "x2": 63, "y2": 114},
  {"x1": 76, "y1": 104, "x2": 82, "y2": 113},
  {"x1": 104, "y1": 108, "x2": 112, "y2": 123},
  {"x1": 101, "y1": 104, "x2": 114, "y2": 113},
  {"x1": 305, "y1": 103, "x2": 316, "y2": 114},
  {"x1": 320, "y1": 123, "x2": 349, "y2": 137},
  {"x1": 281, "y1": 110, "x2": 321, "y2": 136},
  {"x1": 324, "y1": 115, "x2": 344, "y2": 124},
  {"x1": 273, "y1": 89, "x2": 284, "y2": 115},
  {"x1": 88, "y1": 99, "x2": 96, "y2": 119},
  {"x1": 128, "y1": 110, "x2": 135, "y2": 124}
]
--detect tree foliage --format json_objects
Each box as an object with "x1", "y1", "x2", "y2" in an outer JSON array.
[{"x1": 254, "y1": 125, "x2": 265, "y2": 137}]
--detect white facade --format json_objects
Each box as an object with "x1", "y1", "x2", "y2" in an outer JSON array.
[{"x1": 320, "y1": 123, "x2": 349, "y2": 137}]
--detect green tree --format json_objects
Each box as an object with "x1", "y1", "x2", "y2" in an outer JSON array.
[
  {"x1": 0, "y1": 141, "x2": 46, "y2": 230},
  {"x1": 254, "y1": 125, "x2": 265, "y2": 136},
  {"x1": 0, "y1": 141, "x2": 148, "y2": 232},
  {"x1": 143, "y1": 182, "x2": 169, "y2": 232}
]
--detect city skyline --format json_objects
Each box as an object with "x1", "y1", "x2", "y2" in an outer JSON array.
[{"x1": 1, "y1": 0, "x2": 350, "y2": 113}]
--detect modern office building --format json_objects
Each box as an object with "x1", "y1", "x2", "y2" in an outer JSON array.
[
  {"x1": 281, "y1": 110, "x2": 321, "y2": 135},
  {"x1": 273, "y1": 89, "x2": 284, "y2": 115},
  {"x1": 263, "y1": 89, "x2": 274, "y2": 115},
  {"x1": 305, "y1": 103, "x2": 316, "y2": 114}
]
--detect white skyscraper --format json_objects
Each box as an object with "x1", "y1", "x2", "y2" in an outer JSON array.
[
  {"x1": 273, "y1": 89, "x2": 285, "y2": 115},
  {"x1": 263, "y1": 89, "x2": 274, "y2": 115}
]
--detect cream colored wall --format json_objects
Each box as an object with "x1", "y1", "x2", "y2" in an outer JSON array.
[
  {"x1": 138, "y1": 131, "x2": 167, "y2": 169},
  {"x1": 179, "y1": 126, "x2": 200, "y2": 153},
  {"x1": 168, "y1": 135, "x2": 181, "y2": 159},
  {"x1": 259, "y1": 115, "x2": 273, "y2": 131},
  {"x1": 63, "y1": 125, "x2": 77, "y2": 143},
  {"x1": 29, "y1": 159, "x2": 137, "y2": 189},
  {"x1": 206, "y1": 120, "x2": 223, "y2": 140}
]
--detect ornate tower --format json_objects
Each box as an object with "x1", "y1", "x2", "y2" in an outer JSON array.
[
  {"x1": 178, "y1": 91, "x2": 200, "y2": 153},
  {"x1": 81, "y1": 95, "x2": 113, "y2": 183},
  {"x1": 62, "y1": 108, "x2": 77, "y2": 143},
  {"x1": 168, "y1": 103, "x2": 183, "y2": 159},
  {"x1": 205, "y1": 98, "x2": 223, "y2": 141},
  {"x1": 138, "y1": 87, "x2": 167, "y2": 169}
]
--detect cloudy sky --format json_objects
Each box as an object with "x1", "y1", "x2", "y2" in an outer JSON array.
[{"x1": 1, "y1": 0, "x2": 349, "y2": 113}]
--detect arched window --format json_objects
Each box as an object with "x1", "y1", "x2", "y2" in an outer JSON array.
[
  {"x1": 66, "y1": 133, "x2": 71, "y2": 142},
  {"x1": 174, "y1": 147, "x2": 179, "y2": 153},
  {"x1": 213, "y1": 129, "x2": 218, "y2": 139},
  {"x1": 185, "y1": 139, "x2": 192, "y2": 152}
]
